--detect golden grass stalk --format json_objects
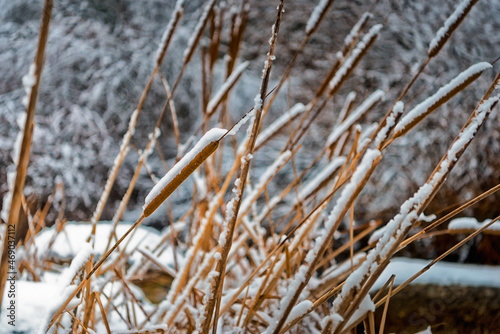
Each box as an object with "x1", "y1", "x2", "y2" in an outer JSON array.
[
  {"x1": 268, "y1": 150, "x2": 381, "y2": 334},
  {"x1": 428, "y1": 0, "x2": 480, "y2": 58},
  {"x1": 378, "y1": 275, "x2": 395, "y2": 334},
  {"x1": 198, "y1": 3, "x2": 285, "y2": 332},
  {"x1": 392, "y1": 62, "x2": 492, "y2": 139},
  {"x1": 156, "y1": 0, "x2": 184, "y2": 66},
  {"x1": 0, "y1": 0, "x2": 53, "y2": 309},
  {"x1": 331, "y1": 91, "x2": 499, "y2": 334},
  {"x1": 305, "y1": 0, "x2": 336, "y2": 36},
  {"x1": 182, "y1": 0, "x2": 216, "y2": 66}
]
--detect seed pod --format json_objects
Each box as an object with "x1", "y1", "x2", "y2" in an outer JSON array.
[
  {"x1": 393, "y1": 62, "x2": 491, "y2": 139},
  {"x1": 143, "y1": 128, "x2": 225, "y2": 217}
]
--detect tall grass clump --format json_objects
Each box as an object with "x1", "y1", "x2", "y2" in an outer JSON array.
[{"x1": 1, "y1": 0, "x2": 500, "y2": 333}]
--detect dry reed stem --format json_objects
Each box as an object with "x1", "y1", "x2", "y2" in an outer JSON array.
[
  {"x1": 375, "y1": 5, "x2": 486, "y2": 152},
  {"x1": 283, "y1": 16, "x2": 376, "y2": 150},
  {"x1": 367, "y1": 58, "x2": 430, "y2": 155},
  {"x1": 156, "y1": 0, "x2": 184, "y2": 66},
  {"x1": 199, "y1": 2, "x2": 285, "y2": 332},
  {"x1": 271, "y1": 153, "x2": 381, "y2": 334},
  {"x1": 89, "y1": 71, "x2": 154, "y2": 229},
  {"x1": 82, "y1": 259, "x2": 93, "y2": 329},
  {"x1": 378, "y1": 275, "x2": 395, "y2": 334},
  {"x1": 279, "y1": 283, "x2": 345, "y2": 334},
  {"x1": 206, "y1": 61, "x2": 249, "y2": 117},
  {"x1": 166, "y1": 159, "x2": 241, "y2": 305},
  {"x1": 90, "y1": 0, "x2": 187, "y2": 237},
  {"x1": 183, "y1": 0, "x2": 216, "y2": 66},
  {"x1": 135, "y1": 248, "x2": 176, "y2": 280},
  {"x1": 333, "y1": 93, "x2": 499, "y2": 333},
  {"x1": 217, "y1": 243, "x2": 285, "y2": 317},
  {"x1": 67, "y1": 311, "x2": 92, "y2": 334},
  {"x1": 328, "y1": 27, "x2": 380, "y2": 97},
  {"x1": 159, "y1": 73, "x2": 180, "y2": 148},
  {"x1": 392, "y1": 68, "x2": 488, "y2": 139},
  {"x1": 240, "y1": 248, "x2": 282, "y2": 330},
  {"x1": 93, "y1": 292, "x2": 112, "y2": 334},
  {"x1": 0, "y1": 0, "x2": 53, "y2": 309},
  {"x1": 428, "y1": 0, "x2": 480, "y2": 58}
]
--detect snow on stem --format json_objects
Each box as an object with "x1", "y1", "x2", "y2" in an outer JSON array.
[
  {"x1": 183, "y1": 0, "x2": 216, "y2": 65},
  {"x1": 143, "y1": 128, "x2": 226, "y2": 217},
  {"x1": 448, "y1": 217, "x2": 500, "y2": 232},
  {"x1": 328, "y1": 24, "x2": 382, "y2": 96},
  {"x1": 393, "y1": 62, "x2": 491, "y2": 138},
  {"x1": 298, "y1": 156, "x2": 346, "y2": 201},
  {"x1": 254, "y1": 103, "x2": 306, "y2": 150},
  {"x1": 266, "y1": 149, "x2": 381, "y2": 334},
  {"x1": 305, "y1": 0, "x2": 335, "y2": 35},
  {"x1": 374, "y1": 101, "x2": 404, "y2": 149},
  {"x1": 327, "y1": 90, "x2": 384, "y2": 147},
  {"x1": 342, "y1": 13, "x2": 372, "y2": 55},
  {"x1": 428, "y1": 0, "x2": 479, "y2": 58},
  {"x1": 206, "y1": 61, "x2": 249, "y2": 116},
  {"x1": 330, "y1": 94, "x2": 499, "y2": 333},
  {"x1": 238, "y1": 150, "x2": 293, "y2": 220},
  {"x1": 155, "y1": 0, "x2": 184, "y2": 66}
]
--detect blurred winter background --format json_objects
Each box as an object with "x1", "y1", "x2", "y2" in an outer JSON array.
[{"x1": 1, "y1": 0, "x2": 499, "y2": 260}]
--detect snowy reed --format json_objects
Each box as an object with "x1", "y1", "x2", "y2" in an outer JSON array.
[
  {"x1": 6, "y1": 0, "x2": 500, "y2": 333},
  {"x1": 0, "y1": 0, "x2": 53, "y2": 310}
]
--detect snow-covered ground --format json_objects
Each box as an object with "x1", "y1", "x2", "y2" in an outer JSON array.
[
  {"x1": 1, "y1": 221, "x2": 499, "y2": 333},
  {"x1": 0, "y1": 222, "x2": 181, "y2": 333}
]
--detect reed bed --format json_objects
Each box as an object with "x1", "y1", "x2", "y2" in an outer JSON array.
[{"x1": 2, "y1": 0, "x2": 500, "y2": 333}]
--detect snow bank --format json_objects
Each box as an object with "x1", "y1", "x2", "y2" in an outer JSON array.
[
  {"x1": 448, "y1": 217, "x2": 500, "y2": 231},
  {"x1": 372, "y1": 257, "x2": 500, "y2": 291},
  {"x1": 33, "y1": 221, "x2": 163, "y2": 259}
]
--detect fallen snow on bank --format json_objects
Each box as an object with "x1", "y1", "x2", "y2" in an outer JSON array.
[
  {"x1": 33, "y1": 221, "x2": 164, "y2": 259},
  {"x1": 448, "y1": 217, "x2": 500, "y2": 231},
  {"x1": 372, "y1": 257, "x2": 500, "y2": 291}
]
